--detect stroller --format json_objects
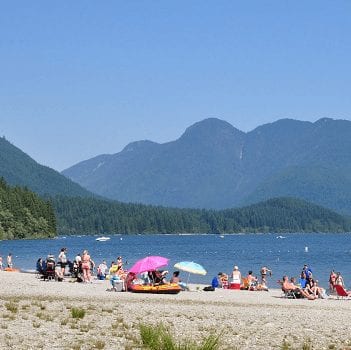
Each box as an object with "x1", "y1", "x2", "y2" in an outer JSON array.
[
  {"x1": 37, "y1": 255, "x2": 56, "y2": 281},
  {"x1": 72, "y1": 260, "x2": 83, "y2": 282}
]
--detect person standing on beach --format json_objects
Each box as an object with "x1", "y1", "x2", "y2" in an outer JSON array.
[
  {"x1": 260, "y1": 266, "x2": 272, "y2": 287},
  {"x1": 7, "y1": 253, "x2": 13, "y2": 268},
  {"x1": 58, "y1": 248, "x2": 68, "y2": 279},
  {"x1": 81, "y1": 250, "x2": 93, "y2": 283}
]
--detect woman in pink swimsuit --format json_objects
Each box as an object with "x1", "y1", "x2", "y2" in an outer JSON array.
[{"x1": 81, "y1": 250, "x2": 93, "y2": 283}]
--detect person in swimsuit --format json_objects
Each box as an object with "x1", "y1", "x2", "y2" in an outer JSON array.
[
  {"x1": 260, "y1": 266, "x2": 272, "y2": 287},
  {"x1": 329, "y1": 270, "x2": 337, "y2": 293},
  {"x1": 81, "y1": 250, "x2": 93, "y2": 283},
  {"x1": 282, "y1": 275, "x2": 316, "y2": 300},
  {"x1": 7, "y1": 253, "x2": 13, "y2": 268}
]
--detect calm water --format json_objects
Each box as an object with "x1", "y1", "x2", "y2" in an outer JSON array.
[{"x1": 1, "y1": 233, "x2": 351, "y2": 288}]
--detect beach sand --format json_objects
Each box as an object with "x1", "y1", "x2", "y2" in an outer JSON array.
[{"x1": 0, "y1": 271, "x2": 350, "y2": 350}]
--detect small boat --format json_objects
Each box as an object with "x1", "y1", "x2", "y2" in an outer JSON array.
[
  {"x1": 96, "y1": 236, "x2": 110, "y2": 242},
  {"x1": 130, "y1": 283, "x2": 182, "y2": 294},
  {"x1": 276, "y1": 235, "x2": 286, "y2": 239}
]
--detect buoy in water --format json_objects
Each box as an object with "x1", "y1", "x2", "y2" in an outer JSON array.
[{"x1": 304, "y1": 246, "x2": 309, "y2": 252}]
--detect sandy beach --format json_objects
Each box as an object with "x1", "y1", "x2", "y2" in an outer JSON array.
[{"x1": 0, "y1": 271, "x2": 350, "y2": 350}]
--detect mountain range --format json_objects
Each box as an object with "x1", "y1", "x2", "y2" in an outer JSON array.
[{"x1": 62, "y1": 117, "x2": 351, "y2": 214}]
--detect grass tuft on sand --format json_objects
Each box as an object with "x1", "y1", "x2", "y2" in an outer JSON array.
[{"x1": 139, "y1": 322, "x2": 220, "y2": 350}]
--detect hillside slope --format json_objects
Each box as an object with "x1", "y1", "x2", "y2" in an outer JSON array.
[
  {"x1": 0, "y1": 137, "x2": 93, "y2": 198},
  {"x1": 52, "y1": 196, "x2": 351, "y2": 234},
  {"x1": 62, "y1": 117, "x2": 351, "y2": 213}
]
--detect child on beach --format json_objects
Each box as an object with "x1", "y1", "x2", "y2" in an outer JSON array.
[
  {"x1": 260, "y1": 266, "x2": 272, "y2": 287},
  {"x1": 7, "y1": 253, "x2": 13, "y2": 268}
]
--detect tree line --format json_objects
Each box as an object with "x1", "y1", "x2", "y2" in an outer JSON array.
[
  {"x1": 51, "y1": 196, "x2": 351, "y2": 235},
  {"x1": 1, "y1": 176, "x2": 350, "y2": 240},
  {"x1": 0, "y1": 178, "x2": 56, "y2": 239}
]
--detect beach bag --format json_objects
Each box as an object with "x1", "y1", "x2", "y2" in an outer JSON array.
[{"x1": 203, "y1": 286, "x2": 215, "y2": 291}]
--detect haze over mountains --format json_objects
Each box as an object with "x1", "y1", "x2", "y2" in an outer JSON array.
[{"x1": 62, "y1": 117, "x2": 351, "y2": 214}]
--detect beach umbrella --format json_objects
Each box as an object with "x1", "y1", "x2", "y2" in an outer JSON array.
[
  {"x1": 129, "y1": 256, "x2": 169, "y2": 274},
  {"x1": 174, "y1": 261, "x2": 207, "y2": 284}
]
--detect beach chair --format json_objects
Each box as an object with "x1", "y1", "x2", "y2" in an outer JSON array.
[
  {"x1": 277, "y1": 280, "x2": 299, "y2": 299},
  {"x1": 334, "y1": 285, "x2": 351, "y2": 299}
]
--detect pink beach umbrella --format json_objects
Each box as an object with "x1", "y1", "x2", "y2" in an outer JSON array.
[{"x1": 129, "y1": 256, "x2": 169, "y2": 274}]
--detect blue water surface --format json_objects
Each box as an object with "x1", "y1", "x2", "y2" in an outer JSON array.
[{"x1": 1, "y1": 233, "x2": 351, "y2": 288}]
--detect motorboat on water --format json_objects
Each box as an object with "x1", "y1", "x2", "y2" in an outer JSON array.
[{"x1": 96, "y1": 236, "x2": 111, "y2": 242}]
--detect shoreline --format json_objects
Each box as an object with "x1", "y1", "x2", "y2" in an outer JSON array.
[{"x1": 1, "y1": 272, "x2": 351, "y2": 349}]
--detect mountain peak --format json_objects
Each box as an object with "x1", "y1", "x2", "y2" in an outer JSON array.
[
  {"x1": 122, "y1": 140, "x2": 159, "y2": 153},
  {"x1": 180, "y1": 118, "x2": 243, "y2": 141}
]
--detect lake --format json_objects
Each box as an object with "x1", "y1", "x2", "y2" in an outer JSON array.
[{"x1": 1, "y1": 233, "x2": 350, "y2": 289}]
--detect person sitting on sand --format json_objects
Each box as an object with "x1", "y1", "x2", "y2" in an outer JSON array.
[
  {"x1": 148, "y1": 270, "x2": 168, "y2": 285},
  {"x1": 219, "y1": 272, "x2": 229, "y2": 288},
  {"x1": 299, "y1": 271, "x2": 308, "y2": 289},
  {"x1": 329, "y1": 270, "x2": 337, "y2": 293},
  {"x1": 109, "y1": 262, "x2": 123, "y2": 291},
  {"x1": 125, "y1": 272, "x2": 137, "y2": 291},
  {"x1": 246, "y1": 271, "x2": 258, "y2": 289},
  {"x1": 211, "y1": 273, "x2": 222, "y2": 288},
  {"x1": 231, "y1": 265, "x2": 241, "y2": 284},
  {"x1": 282, "y1": 275, "x2": 316, "y2": 300},
  {"x1": 97, "y1": 260, "x2": 108, "y2": 280},
  {"x1": 171, "y1": 271, "x2": 189, "y2": 291},
  {"x1": 335, "y1": 272, "x2": 347, "y2": 288},
  {"x1": 307, "y1": 279, "x2": 328, "y2": 298}
]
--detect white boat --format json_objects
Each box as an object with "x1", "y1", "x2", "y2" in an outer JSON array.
[{"x1": 96, "y1": 236, "x2": 110, "y2": 242}]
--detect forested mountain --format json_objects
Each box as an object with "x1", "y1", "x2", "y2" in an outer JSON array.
[
  {"x1": 0, "y1": 178, "x2": 56, "y2": 239},
  {"x1": 62, "y1": 118, "x2": 351, "y2": 214},
  {"x1": 51, "y1": 196, "x2": 351, "y2": 235},
  {"x1": 0, "y1": 137, "x2": 93, "y2": 197}
]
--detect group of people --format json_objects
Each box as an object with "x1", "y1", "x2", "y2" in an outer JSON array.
[
  {"x1": 36, "y1": 249, "x2": 190, "y2": 292},
  {"x1": 328, "y1": 270, "x2": 351, "y2": 295},
  {"x1": 108, "y1": 262, "x2": 189, "y2": 292},
  {"x1": 211, "y1": 265, "x2": 272, "y2": 291},
  {"x1": 37, "y1": 248, "x2": 96, "y2": 283},
  {"x1": 281, "y1": 264, "x2": 328, "y2": 300},
  {"x1": 33, "y1": 250, "x2": 351, "y2": 298}
]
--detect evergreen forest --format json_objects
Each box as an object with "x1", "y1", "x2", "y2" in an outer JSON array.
[
  {"x1": 0, "y1": 178, "x2": 56, "y2": 239},
  {"x1": 51, "y1": 196, "x2": 351, "y2": 235},
  {"x1": 1, "y1": 177, "x2": 350, "y2": 240}
]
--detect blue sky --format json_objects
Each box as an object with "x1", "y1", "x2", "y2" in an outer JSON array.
[{"x1": 1, "y1": 1, "x2": 350, "y2": 171}]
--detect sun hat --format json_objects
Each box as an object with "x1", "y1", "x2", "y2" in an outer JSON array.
[{"x1": 234, "y1": 265, "x2": 238, "y2": 270}]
